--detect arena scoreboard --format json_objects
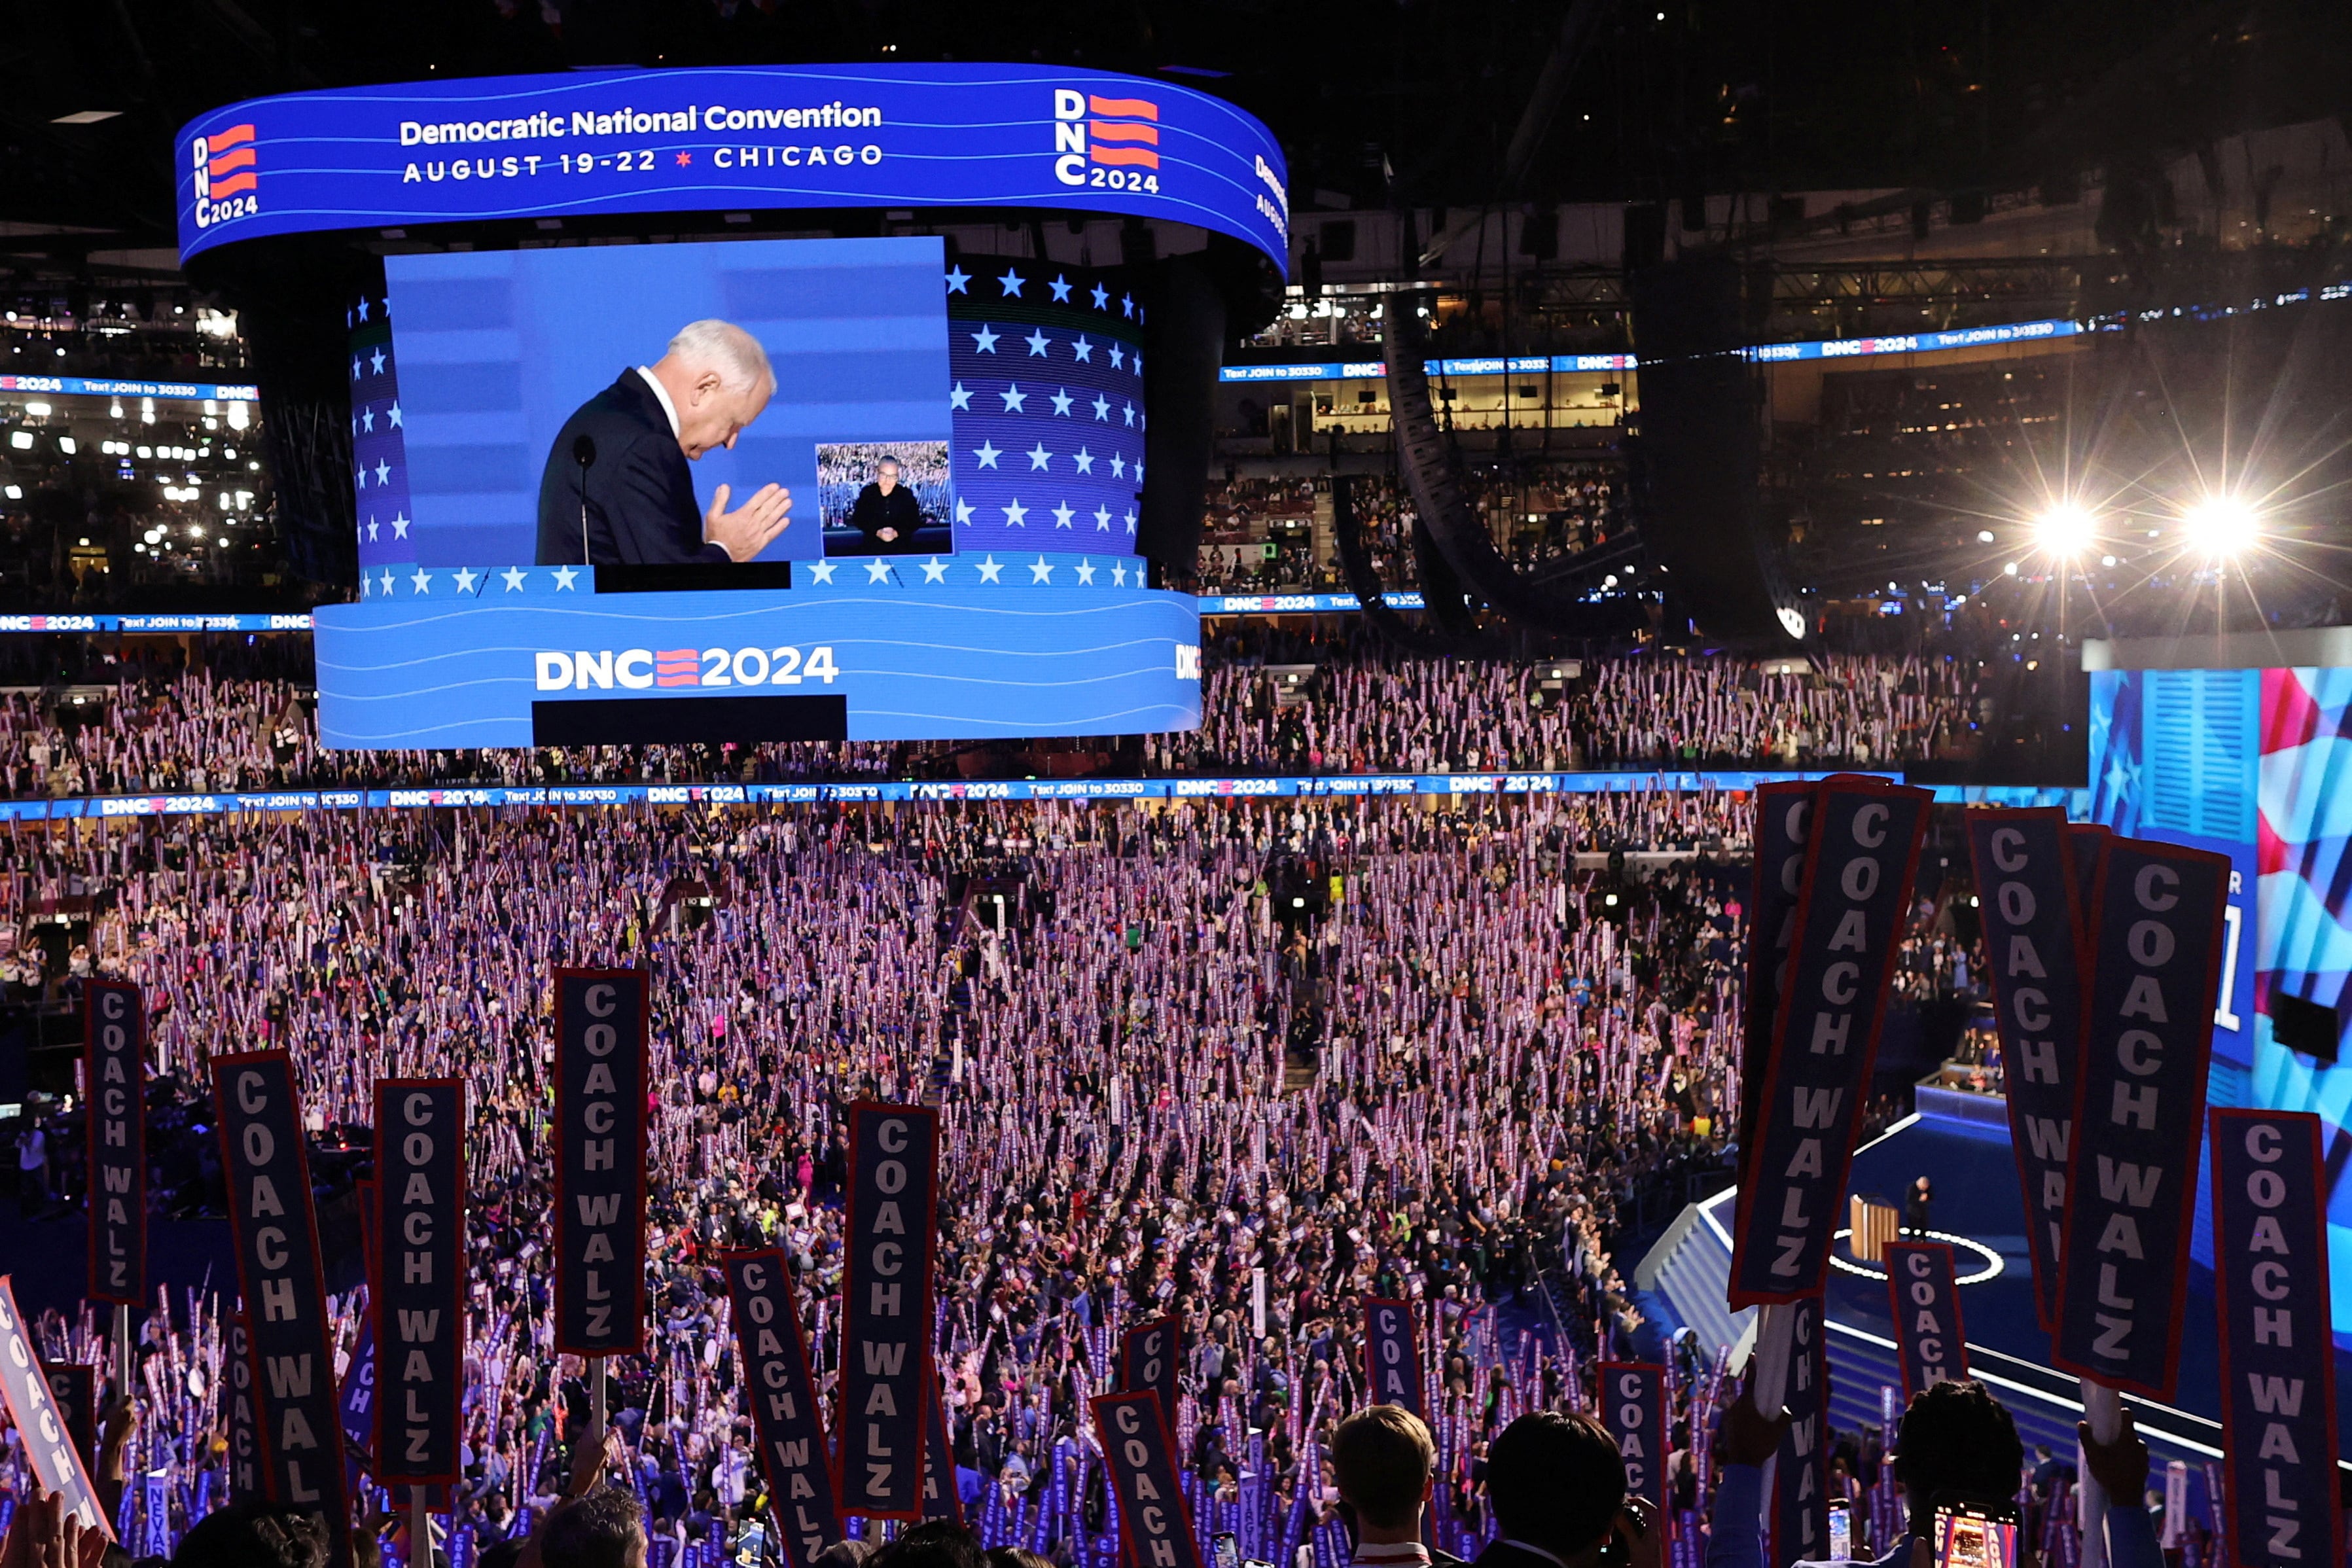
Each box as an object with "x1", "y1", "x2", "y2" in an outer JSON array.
[{"x1": 174, "y1": 64, "x2": 1288, "y2": 747}]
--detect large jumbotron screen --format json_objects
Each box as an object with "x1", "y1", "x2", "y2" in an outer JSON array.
[
  {"x1": 173, "y1": 65, "x2": 1290, "y2": 749},
  {"x1": 2088, "y1": 664, "x2": 2352, "y2": 1340}
]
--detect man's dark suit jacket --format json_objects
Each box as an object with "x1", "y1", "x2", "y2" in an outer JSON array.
[
  {"x1": 535, "y1": 369, "x2": 731, "y2": 566},
  {"x1": 847, "y1": 481, "x2": 925, "y2": 554}
]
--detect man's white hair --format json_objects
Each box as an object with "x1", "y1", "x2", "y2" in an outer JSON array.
[{"x1": 665, "y1": 319, "x2": 774, "y2": 393}]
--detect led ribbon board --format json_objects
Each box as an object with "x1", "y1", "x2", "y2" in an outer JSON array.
[{"x1": 174, "y1": 65, "x2": 1289, "y2": 274}]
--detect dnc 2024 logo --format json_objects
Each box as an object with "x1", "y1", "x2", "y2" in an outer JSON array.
[
  {"x1": 1052, "y1": 90, "x2": 1161, "y2": 194},
  {"x1": 190, "y1": 124, "x2": 260, "y2": 231}
]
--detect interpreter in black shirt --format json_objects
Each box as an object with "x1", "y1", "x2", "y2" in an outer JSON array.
[{"x1": 847, "y1": 457, "x2": 926, "y2": 553}]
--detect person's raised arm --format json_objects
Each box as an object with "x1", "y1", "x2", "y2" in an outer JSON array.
[
  {"x1": 2079, "y1": 1408, "x2": 2158, "y2": 1568},
  {"x1": 94, "y1": 1393, "x2": 136, "y2": 1525},
  {"x1": 1707, "y1": 1383, "x2": 1789, "y2": 1568}
]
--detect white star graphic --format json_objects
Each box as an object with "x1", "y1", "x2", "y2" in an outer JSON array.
[
  {"x1": 1024, "y1": 329, "x2": 1051, "y2": 357},
  {"x1": 366, "y1": 519, "x2": 380, "y2": 542},
  {"x1": 997, "y1": 268, "x2": 1026, "y2": 296},
  {"x1": 351, "y1": 357, "x2": 362, "y2": 380},
  {"x1": 553, "y1": 565, "x2": 579, "y2": 590},
  {"x1": 1029, "y1": 556, "x2": 1054, "y2": 583},
  {"x1": 1112, "y1": 562, "x2": 1128, "y2": 585},
  {"x1": 370, "y1": 347, "x2": 387, "y2": 374},
  {"x1": 1123, "y1": 508, "x2": 1137, "y2": 533},
  {"x1": 361, "y1": 408, "x2": 375, "y2": 433},
  {"x1": 1090, "y1": 283, "x2": 1110, "y2": 309},
  {"x1": 1002, "y1": 498, "x2": 1029, "y2": 526},
  {"x1": 1071, "y1": 335, "x2": 1094, "y2": 364},
  {"x1": 1026, "y1": 442, "x2": 1053, "y2": 471},
  {"x1": 976, "y1": 555, "x2": 1005, "y2": 583},
  {"x1": 999, "y1": 384, "x2": 1028, "y2": 413},
  {"x1": 1050, "y1": 388, "x2": 1074, "y2": 417},
  {"x1": 452, "y1": 567, "x2": 478, "y2": 594},
  {"x1": 387, "y1": 403, "x2": 402, "y2": 428},
  {"x1": 808, "y1": 560, "x2": 838, "y2": 584},
  {"x1": 1052, "y1": 503, "x2": 1075, "y2": 528},
  {"x1": 1109, "y1": 344, "x2": 1126, "y2": 370},
  {"x1": 1093, "y1": 505, "x2": 1112, "y2": 530},
  {"x1": 375, "y1": 459, "x2": 392, "y2": 486},
  {"x1": 972, "y1": 440, "x2": 1002, "y2": 469},
  {"x1": 920, "y1": 557, "x2": 948, "y2": 583},
  {"x1": 355, "y1": 469, "x2": 366, "y2": 491},
  {"x1": 865, "y1": 558, "x2": 894, "y2": 583},
  {"x1": 357, "y1": 298, "x2": 370, "y2": 323},
  {"x1": 949, "y1": 382, "x2": 972, "y2": 411},
  {"x1": 391, "y1": 512, "x2": 410, "y2": 539},
  {"x1": 501, "y1": 567, "x2": 528, "y2": 592},
  {"x1": 1122, "y1": 402, "x2": 1137, "y2": 427},
  {"x1": 1048, "y1": 274, "x2": 1073, "y2": 302},
  {"x1": 1133, "y1": 461, "x2": 1144, "y2": 484},
  {"x1": 944, "y1": 265, "x2": 972, "y2": 294},
  {"x1": 410, "y1": 568, "x2": 432, "y2": 594},
  {"x1": 1120, "y1": 293, "x2": 1135, "y2": 317},
  {"x1": 1092, "y1": 394, "x2": 1112, "y2": 421},
  {"x1": 1132, "y1": 353, "x2": 1143, "y2": 377},
  {"x1": 379, "y1": 568, "x2": 395, "y2": 595},
  {"x1": 360, "y1": 571, "x2": 371, "y2": 596},
  {"x1": 954, "y1": 499, "x2": 974, "y2": 524},
  {"x1": 1110, "y1": 454, "x2": 1127, "y2": 478},
  {"x1": 1075, "y1": 559, "x2": 1097, "y2": 584},
  {"x1": 971, "y1": 325, "x2": 999, "y2": 353},
  {"x1": 1073, "y1": 448, "x2": 1096, "y2": 474}
]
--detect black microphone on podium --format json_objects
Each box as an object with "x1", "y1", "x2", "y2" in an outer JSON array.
[{"x1": 573, "y1": 435, "x2": 597, "y2": 565}]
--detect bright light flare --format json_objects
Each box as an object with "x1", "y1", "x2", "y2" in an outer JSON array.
[
  {"x1": 2182, "y1": 494, "x2": 2262, "y2": 559},
  {"x1": 2031, "y1": 503, "x2": 2097, "y2": 557}
]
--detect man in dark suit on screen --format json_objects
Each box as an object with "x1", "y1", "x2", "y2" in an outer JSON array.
[
  {"x1": 535, "y1": 318, "x2": 794, "y2": 565},
  {"x1": 846, "y1": 457, "x2": 926, "y2": 554}
]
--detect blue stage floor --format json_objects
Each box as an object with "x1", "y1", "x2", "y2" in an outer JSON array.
[{"x1": 1823, "y1": 1105, "x2": 2352, "y2": 1459}]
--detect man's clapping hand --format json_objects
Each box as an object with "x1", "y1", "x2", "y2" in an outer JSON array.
[{"x1": 704, "y1": 483, "x2": 792, "y2": 561}]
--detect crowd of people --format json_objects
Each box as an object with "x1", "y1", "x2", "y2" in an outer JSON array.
[
  {"x1": 1153, "y1": 650, "x2": 1977, "y2": 776},
  {"x1": 0, "y1": 788, "x2": 1986, "y2": 1565},
  {"x1": 0, "y1": 635, "x2": 1985, "y2": 801}
]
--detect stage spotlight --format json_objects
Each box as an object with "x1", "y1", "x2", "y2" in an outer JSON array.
[
  {"x1": 2031, "y1": 503, "x2": 2095, "y2": 556},
  {"x1": 2183, "y1": 494, "x2": 2260, "y2": 558}
]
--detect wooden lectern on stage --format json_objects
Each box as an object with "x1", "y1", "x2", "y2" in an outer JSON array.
[{"x1": 1849, "y1": 1192, "x2": 1900, "y2": 1262}]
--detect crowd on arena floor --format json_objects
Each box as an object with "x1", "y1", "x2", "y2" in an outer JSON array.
[{"x1": 0, "y1": 792, "x2": 1986, "y2": 1563}]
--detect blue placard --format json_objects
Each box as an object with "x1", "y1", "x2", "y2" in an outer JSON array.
[
  {"x1": 2209, "y1": 1110, "x2": 2342, "y2": 1568},
  {"x1": 175, "y1": 65, "x2": 1289, "y2": 272}
]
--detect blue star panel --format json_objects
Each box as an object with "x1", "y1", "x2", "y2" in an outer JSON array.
[
  {"x1": 945, "y1": 258, "x2": 1145, "y2": 558},
  {"x1": 349, "y1": 299, "x2": 418, "y2": 568}
]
